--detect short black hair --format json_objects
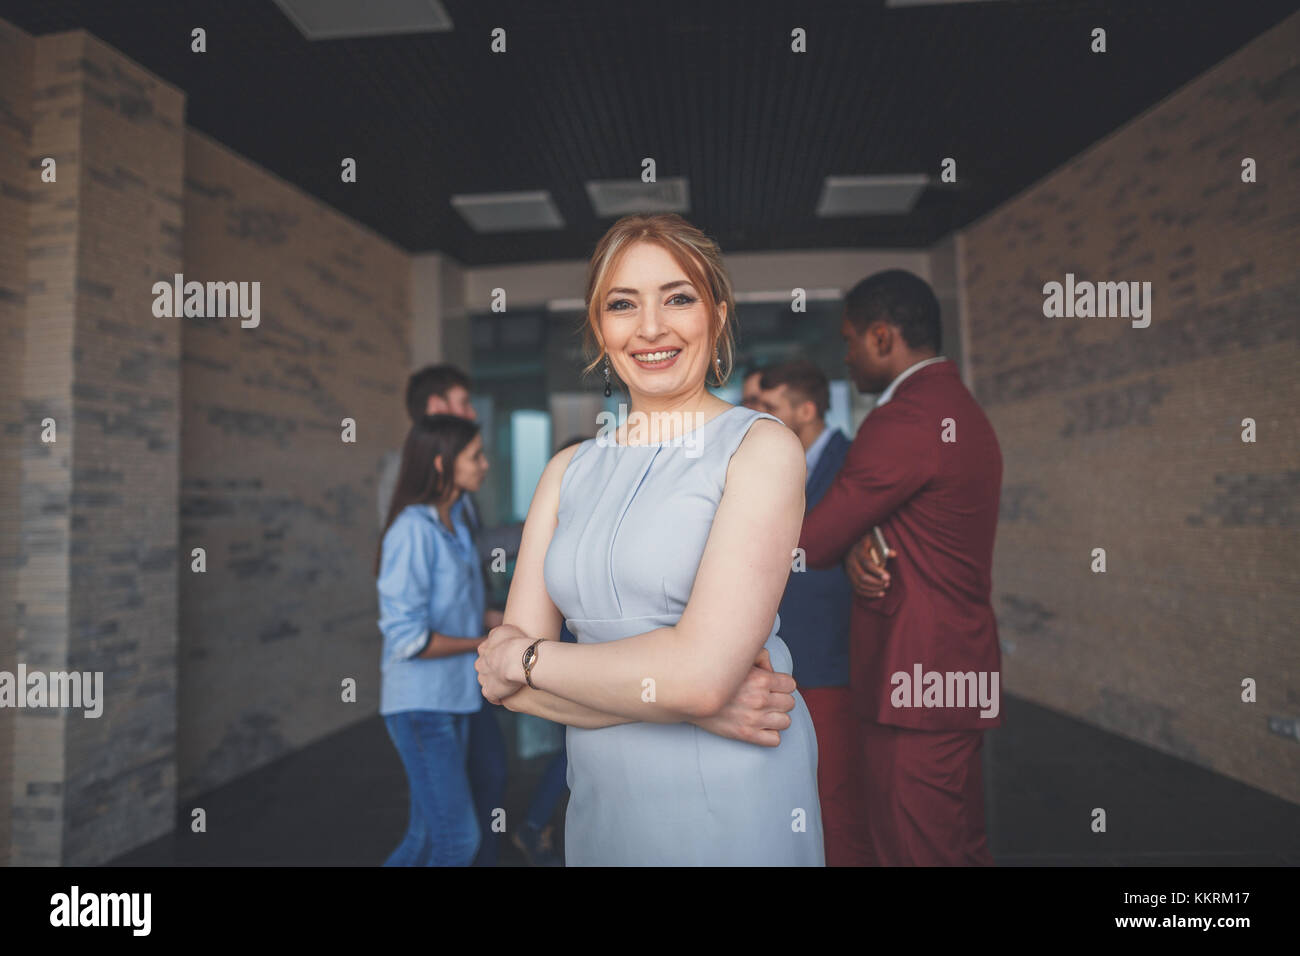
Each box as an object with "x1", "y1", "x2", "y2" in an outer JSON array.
[
  {"x1": 843, "y1": 270, "x2": 941, "y2": 353},
  {"x1": 405, "y1": 365, "x2": 471, "y2": 423},
  {"x1": 759, "y1": 359, "x2": 830, "y2": 417}
]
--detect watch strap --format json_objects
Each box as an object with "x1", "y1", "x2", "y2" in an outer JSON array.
[{"x1": 523, "y1": 638, "x2": 544, "y2": 689}]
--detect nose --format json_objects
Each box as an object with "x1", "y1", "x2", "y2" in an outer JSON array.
[{"x1": 636, "y1": 301, "x2": 667, "y2": 340}]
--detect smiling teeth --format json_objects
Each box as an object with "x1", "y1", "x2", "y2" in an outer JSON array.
[{"x1": 633, "y1": 350, "x2": 680, "y2": 362}]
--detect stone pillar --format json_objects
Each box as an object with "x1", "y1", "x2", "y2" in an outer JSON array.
[
  {"x1": 410, "y1": 251, "x2": 469, "y2": 373},
  {"x1": 11, "y1": 29, "x2": 184, "y2": 865},
  {"x1": 0, "y1": 15, "x2": 34, "y2": 869}
]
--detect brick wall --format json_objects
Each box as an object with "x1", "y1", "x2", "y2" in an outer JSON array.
[
  {"x1": 64, "y1": 32, "x2": 185, "y2": 866},
  {"x1": 0, "y1": 16, "x2": 33, "y2": 868},
  {"x1": 959, "y1": 13, "x2": 1299, "y2": 804},
  {"x1": 3, "y1": 19, "x2": 411, "y2": 862},
  {"x1": 9, "y1": 29, "x2": 185, "y2": 865},
  {"x1": 178, "y1": 131, "x2": 410, "y2": 799},
  {"x1": 12, "y1": 29, "x2": 82, "y2": 867}
]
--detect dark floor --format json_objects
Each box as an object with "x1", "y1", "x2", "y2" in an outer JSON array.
[{"x1": 109, "y1": 694, "x2": 1300, "y2": 866}]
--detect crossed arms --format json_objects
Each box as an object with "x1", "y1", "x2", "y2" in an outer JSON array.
[{"x1": 478, "y1": 419, "x2": 807, "y2": 746}]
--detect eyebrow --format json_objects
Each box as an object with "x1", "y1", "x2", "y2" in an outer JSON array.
[{"x1": 606, "y1": 280, "x2": 694, "y2": 296}]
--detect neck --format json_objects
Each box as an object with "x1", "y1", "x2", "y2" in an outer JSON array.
[
  {"x1": 618, "y1": 386, "x2": 731, "y2": 442},
  {"x1": 436, "y1": 489, "x2": 461, "y2": 522},
  {"x1": 888, "y1": 351, "x2": 939, "y2": 382},
  {"x1": 798, "y1": 420, "x2": 826, "y2": 451}
]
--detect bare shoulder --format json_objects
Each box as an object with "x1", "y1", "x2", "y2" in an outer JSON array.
[
  {"x1": 544, "y1": 440, "x2": 584, "y2": 478},
  {"x1": 727, "y1": 416, "x2": 806, "y2": 487},
  {"x1": 531, "y1": 440, "x2": 586, "y2": 508}
]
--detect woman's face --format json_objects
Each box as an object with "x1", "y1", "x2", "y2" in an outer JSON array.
[
  {"x1": 443, "y1": 433, "x2": 488, "y2": 495},
  {"x1": 598, "y1": 241, "x2": 721, "y2": 401}
]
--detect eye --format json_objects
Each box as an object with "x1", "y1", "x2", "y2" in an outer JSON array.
[
  {"x1": 667, "y1": 292, "x2": 696, "y2": 306},
  {"x1": 605, "y1": 298, "x2": 633, "y2": 311}
]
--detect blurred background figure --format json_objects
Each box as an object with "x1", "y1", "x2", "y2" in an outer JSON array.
[
  {"x1": 379, "y1": 365, "x2": 510, "y2": 866},
  {"x1": 756, "y1": 359, "x2": 869, "y2": 866},
  {"x1": 739, "y1": 366, "x2": 764, "y2": 410},
  {"x1": 377, "y1": 414, "x2": 492, "y2": 866},
  {"x1": 799, "y1": 270, "x2": 1003, "y2": 866}
]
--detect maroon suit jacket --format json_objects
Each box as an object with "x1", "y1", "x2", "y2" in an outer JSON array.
[{"x1": 799, "y1": 360, "x2": 1003, "y2": 731}]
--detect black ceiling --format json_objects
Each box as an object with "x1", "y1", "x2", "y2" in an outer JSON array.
[{"x1": 1, "y1": 0, "x2": 1295, "y2": 264}]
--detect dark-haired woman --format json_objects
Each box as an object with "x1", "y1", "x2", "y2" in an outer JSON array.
[{"x1": 377, "y1": 413, "x2": 491, "y2": 867}]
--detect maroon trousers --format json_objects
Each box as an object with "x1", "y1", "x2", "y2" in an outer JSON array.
[
  {"x1": 857, "y1": 720, "x2": 994, "y2": 866},
  {"x1": 801, "y1": 686, "x2": 874, "y2": 866}
]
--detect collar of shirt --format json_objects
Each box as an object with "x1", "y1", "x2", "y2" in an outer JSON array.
[
  {"x1": 874, "y1": 356, "x2": 948, "y2": 407},
  {"x1": 424, "y1": 497, "x2": 470, "y2": 537},
  {"x1": 804, "y1": 425, "x2": 835, "y2": 476}
]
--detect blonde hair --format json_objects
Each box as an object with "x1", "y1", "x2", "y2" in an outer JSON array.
[{"x1": 581, "y1": 214, "x2": 737, "y2": 389}]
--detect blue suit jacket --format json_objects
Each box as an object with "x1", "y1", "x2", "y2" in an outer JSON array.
[{"x1": 780, "y1": 428, "x2": 853, "y2": 688}]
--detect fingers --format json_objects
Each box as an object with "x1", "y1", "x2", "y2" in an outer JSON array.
[
  {"x1": 847, "y1": 547, "x2": 887, "y2": 594},
  {"x1": 850, "y1": 550, "x2": 892, "y2": 599},
  {"x1": 764, "y1": 690, "x2": 796, "y2": 714},
  {"x1": 863, "y1": 560, "x2": 890, "y2": 585},
  {"x1": 762, "y1": 672, "x2": 797, "y2": 696},
  {"x1": 766, "y1": 709, "x2": 794, "y2": 730},
  {"x1": 846, "y1": 554, "x2": 868, "y2": 588},
  {"x1": 754, "y1": 648, "x2": 773, "y2": 671}
]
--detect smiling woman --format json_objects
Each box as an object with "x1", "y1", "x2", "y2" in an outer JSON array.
[
  {"x1": 475, "y1": 214, "x2": 824, "y2": 866},
  {"x1": 582, "y1": 215, "x2": 738, "y2": 418}
]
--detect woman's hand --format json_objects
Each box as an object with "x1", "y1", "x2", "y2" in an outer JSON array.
[
  {"x1": 691, "y1": 649, "x2": 797, "y2": 747},
  {"x1": 475, "y1": 623, "x2": 533, "y2": 705}
]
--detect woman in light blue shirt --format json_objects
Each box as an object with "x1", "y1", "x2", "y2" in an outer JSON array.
[{"x1": 376, "y1": 413, "x2": 490, "y2": 866}]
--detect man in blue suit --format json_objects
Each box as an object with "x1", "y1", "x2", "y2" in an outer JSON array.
[{"x1": 757, "y1": 359, "x2": 870, "y2": 866}]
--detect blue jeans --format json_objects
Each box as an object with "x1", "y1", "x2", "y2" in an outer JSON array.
[
  {"x1": 526, "y1": 745, "x2": 568, "y2": 830},
  {"x1": 466, "y1": 703, "x2": 507, "y2": 867},
  {"x1": 384, "y1": 710, "x2": 481, "y2": 866}
]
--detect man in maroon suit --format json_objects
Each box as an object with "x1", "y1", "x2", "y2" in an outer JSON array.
[{"x1": 799, "y1": 270, "x2": 1002, "y2": 866}]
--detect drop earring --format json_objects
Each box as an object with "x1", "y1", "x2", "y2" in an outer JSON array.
[{"x1": 603, "y1": 357, "x2": 612, "y2": 397}]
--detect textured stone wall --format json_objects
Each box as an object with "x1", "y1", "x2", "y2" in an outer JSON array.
[
  {"x1": 1, "y1": 20, "x2": 411, "y2": 863},
  {"x1": 959, "y1": 14, "x2": 1299, "y2": 803},
  {"x1": 0, "y1": 16, "x2": 33, "y2": 868},
  {"x1": 178, "y1": 130, "x2": 410, "y2": 799},
  {"x1": 10, "y1": 29, "x2": 184, "y2": 865}
]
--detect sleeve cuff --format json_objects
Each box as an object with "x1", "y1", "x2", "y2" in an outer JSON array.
[{"x1": 395, "y1": 631, "x2": 431, "y2": 660}]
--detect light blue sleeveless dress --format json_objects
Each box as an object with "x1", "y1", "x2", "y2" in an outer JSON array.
[{"x1": 543, "y1": 405, "x2": 825, "y2": 866}]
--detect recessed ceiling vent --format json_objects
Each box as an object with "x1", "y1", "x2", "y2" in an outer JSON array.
[
  {"x1": 815, "y1": 174, "x2": 930, "y2": 217},
  {"x1": 272, "y1": 0, "x2": 454, "y2": 40},
  {"x1": 585, "y1": 177, "x2": 690, "y2": 218},
  {"x1": 450, "y1": 191, "x2": 565, "y2": 233}
]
